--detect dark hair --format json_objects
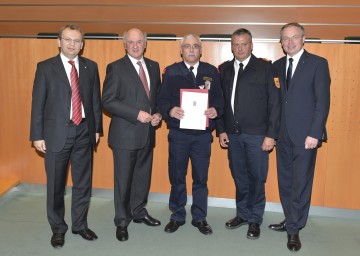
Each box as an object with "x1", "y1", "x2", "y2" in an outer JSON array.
[
  {"x1": 280, "y1": 22, "x2": 305, "y2": 39},
  {"x1": 58, "y1": 24, "x2": 84, "y2": 40},
  {"x1": 232, "y1": 28, "x2": 252, "y2": 42}
]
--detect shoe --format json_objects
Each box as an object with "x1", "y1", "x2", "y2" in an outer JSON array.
[
  {"x1": 191, "y1": 220, "x2": 213, "y2": 235},
  {"x1": 72, "y1": 228, "x2": 98, "y2": 240},
  {"x1": 247, "y1": 223, "x2": 260, "y2": 239},
  {"x1": 287, "y1": 234, "x2": 301, "y2": 252},
  {"x1": 116, "y1": 227, "x2": 128, "y2": 241},
  {"x1": 51, "y1": 233, "x2": 65, "y2": 248},
  {"x1": 268, "y1": 220, "x2": 286, "y2": 232},
  {"x1": 164, "y1": 220, "x2": 185, "y2": 233},
  {"x1": 225, "y1": 216, "x2": 248, "y2": 229},
  {"x1": 133, "y1": 214, "x2": 161, "y2": 226}
]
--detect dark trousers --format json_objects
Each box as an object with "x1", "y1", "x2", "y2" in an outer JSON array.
[
  {"x1": 45, "y1": 121, "x2": 92, "y2": 234},
  {"x1": 168, "y1": 129, "x2": 212, "y2": 222},
  {"x1": 276, "y1": 128, "x2": 317, "y2": 235},
  {"x1": 228, "y1": 133, "x2": 269, "y2": 224},
  {"x1": 112, "y1": 146, "x2": 153, "y2": 227}
]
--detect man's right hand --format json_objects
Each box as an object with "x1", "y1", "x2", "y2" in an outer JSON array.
[
  {"x1": 137, "y1": 110, "x2": 153, "y2": 123},
  {"x1": 169, "y1": 106, "x2": 184, "y2": 120},
  {"x1": 219, "y1": 133, "x2": 229, "y2": 148},
  {"x1": 33, "y1": 140, "x2": 46, "y2": 153}
]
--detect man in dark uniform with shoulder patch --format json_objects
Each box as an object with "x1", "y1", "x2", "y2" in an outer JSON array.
[
  {"x1": 216, "y1": 28, "x2": 280, "y2": 239},
  {"x1": 158, "y1": 34, "x2": 224, "y2": 235}
]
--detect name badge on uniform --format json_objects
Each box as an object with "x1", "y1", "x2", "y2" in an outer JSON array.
[{"x1": 274, "y1": 77, "x2": 280, "y2": 88}]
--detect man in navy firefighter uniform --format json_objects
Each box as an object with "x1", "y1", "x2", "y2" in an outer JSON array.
[
  {"x1": 216, "y1": 28, "x2": 280, "y2": 240},
  {"x1": 158, "y1": 34, "x2": 224, "y2": 235}
]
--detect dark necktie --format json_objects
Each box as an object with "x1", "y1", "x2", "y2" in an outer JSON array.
[
  {"x1": 234, "y1": 62, "x2": 244, "y2": 119},
  {"x1": 137, "y1": 61, "x2": 150, "y2": 98},
  {"x1": 286, "y1": 58, "x2": 294, "y2": 90},
  {"x1": 68, "y1": 60, "x2": 82, "y2": 125},
  {"x1": 189, "y1": 66, "x2": 196, "y2": 84}
]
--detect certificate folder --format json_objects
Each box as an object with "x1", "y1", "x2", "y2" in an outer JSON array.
[{"x1": 180, "y1": 89, "x2": 209, "y2": 130}]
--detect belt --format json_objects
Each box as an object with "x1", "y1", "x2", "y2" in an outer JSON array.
[{"x1": 69, "y1": 118, "x2": 86, "y2": 125}]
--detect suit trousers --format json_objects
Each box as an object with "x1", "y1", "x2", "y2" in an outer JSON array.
[
  {"x1": 112, "y1": 146, "x2": 153, "y2": 227},
  {"x1": 276, "y1": 127, "x2": 318, "y2": 235},
  {"x1": 45, "y1": 121, "x2": 92, "y2": 234},
  {"x1": 228, "y1": 133, "x2": 269, "y2": 224},
  {"x1": 168, "y1": 129, "x2": 213, "y2": 222}
]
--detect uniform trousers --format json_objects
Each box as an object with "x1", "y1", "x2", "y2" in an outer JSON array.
[
  {"x1": 168, "y1": 129, "x2": 213, "y2": 222},
  {"x1": 228, "y1": 133, "x2": 269, "y2": 224}
]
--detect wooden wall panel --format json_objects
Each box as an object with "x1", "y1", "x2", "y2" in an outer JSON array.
[
  {"x1": 0, "y1": 38, "x2": 359, "y2": 210},
  {"x1": 1, "y1": 1, "x2": 360, "y2": 40}
]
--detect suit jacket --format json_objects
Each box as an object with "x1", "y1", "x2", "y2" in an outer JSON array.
[
  {"x1": 216, "y1": 55, "x2": 280, "y2": 138},
  {"x1": 30, "y1": 54, "x2": 103, "y2": 152},
  {"x1": 273, "y1": 50, "x2": 331, "y2": 145},
  {"x1": 157, "y1": 61, "x2": 224, "y2": 135},
  {"x1": 102, "y1": 55, "x2": 161, "y2": 150}
]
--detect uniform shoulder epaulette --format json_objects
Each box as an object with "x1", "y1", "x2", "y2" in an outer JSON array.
[
  {"x1": 260, "y1": 58, "x2": 272, "y2": 63},
  {"x1": 218, "y1": 60, "x2": 231, "y2": 68}
]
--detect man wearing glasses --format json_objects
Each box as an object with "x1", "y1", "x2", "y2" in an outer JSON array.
[
  {"x1": 158, "y1": 34, "x2": 224, "y2": 235},
  {"x1": 269, "y1": 22, "x2": 331, "y2": 252},
  {"x1": 30, "y1": 24, "x2": 103, "y2": 248}
]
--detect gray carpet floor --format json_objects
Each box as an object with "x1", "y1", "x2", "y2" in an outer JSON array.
[{"x1": 0, "y1": 186, "x2": 359, "y2": 256}]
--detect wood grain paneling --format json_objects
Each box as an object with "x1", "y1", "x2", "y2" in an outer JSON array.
[
  {"x1": 1, "y1": 38, "x2": 359, "y2": 210},
  {"x1": 1, "y1": 1, "x2": 360, "y2": 40}
]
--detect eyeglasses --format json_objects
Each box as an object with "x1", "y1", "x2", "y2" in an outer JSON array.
[
  {"x1": 181, "y1": 44, "x2": 201, "y2": 50},
  {"x1": 60, "y1": 37, "x2": 82, "y2": 45},
  {"x1": 281, "y1": 35, "x2": 303, "y2": 43}
]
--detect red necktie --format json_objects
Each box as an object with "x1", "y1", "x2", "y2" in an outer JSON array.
[
  {"x1": 68, "y1": 61, "x2": 82, "y2": 125},
  {"x1": 137, "y1": 61, "x2": 150, "y2": 98}
]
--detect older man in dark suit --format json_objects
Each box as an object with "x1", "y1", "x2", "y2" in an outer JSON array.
[
  {"x1": 102, "y1": 28, "x2": 162, "y2": 242},
  {"x1": 269, "y1": 22, "x2": 331, "y2": 252},
  {"x1": 30, "y1": 24, "x2": 103, "y2": 248}
]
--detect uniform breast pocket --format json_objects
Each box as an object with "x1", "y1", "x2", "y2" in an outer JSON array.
[{"x1": 248, "y1": 82, "x2": 266, "y2": 100}]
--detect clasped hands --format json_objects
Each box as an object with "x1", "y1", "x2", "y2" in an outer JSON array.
[
  {"x1": 169, "y1": 106, "x2": 217, "y2": 120},
  {"x1": 137, "y1": 110, "x2": 162, "y2": 126}
]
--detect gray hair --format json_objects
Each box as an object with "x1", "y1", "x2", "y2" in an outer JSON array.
[
  {"x1": 280, "y1": 22, "x2": 305, "y2": 39},
  {"x1": 123, "y1": 29, "x2": 147, "y2": 43},
  {"x1": 180, "y1": 34, "x2": 201, "y2": 46}
]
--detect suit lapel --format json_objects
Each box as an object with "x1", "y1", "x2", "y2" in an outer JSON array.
[
  {"x1": 144, "y1": 58, "x2": 155, "y2": 101},
  {"x1": 125, "y1": 55, "x2": 151, "y2": 101},
  {"x1": 78, "y1": 56, "x2": 88, "y2": 106},
  {"x1": 224, "y1": 59, "x2": 236, "y2": 100},
  {"x1": 289, "y1": 50, "x2": 307, "y2": 91},
  {"x1": 180, "y1": 61, "x2": 195, "y2": 86},
  {"x1": 51, "y1": 55, "x2": 70, "y2": 88}
]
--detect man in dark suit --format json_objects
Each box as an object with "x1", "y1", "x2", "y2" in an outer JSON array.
[
  {"x1": 269, "y1": 23, "x2": 331, "y2": 252},
  {"x1": 216, "y1": 28, "x2": 280, "y2": 240},
  {"x1": 102, "y1": 28, "x2": 162, "y2": 242},
  {"x1": 158, "y1": 34, "x2": 224, "y2": 235},
  {"x1": 30, "y1": 24, "x2": 103, "y2": 248}
]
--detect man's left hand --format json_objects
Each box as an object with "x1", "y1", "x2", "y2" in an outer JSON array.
[{"x1": 204, "y1": 107, "x2": 217, "y2": 119}]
